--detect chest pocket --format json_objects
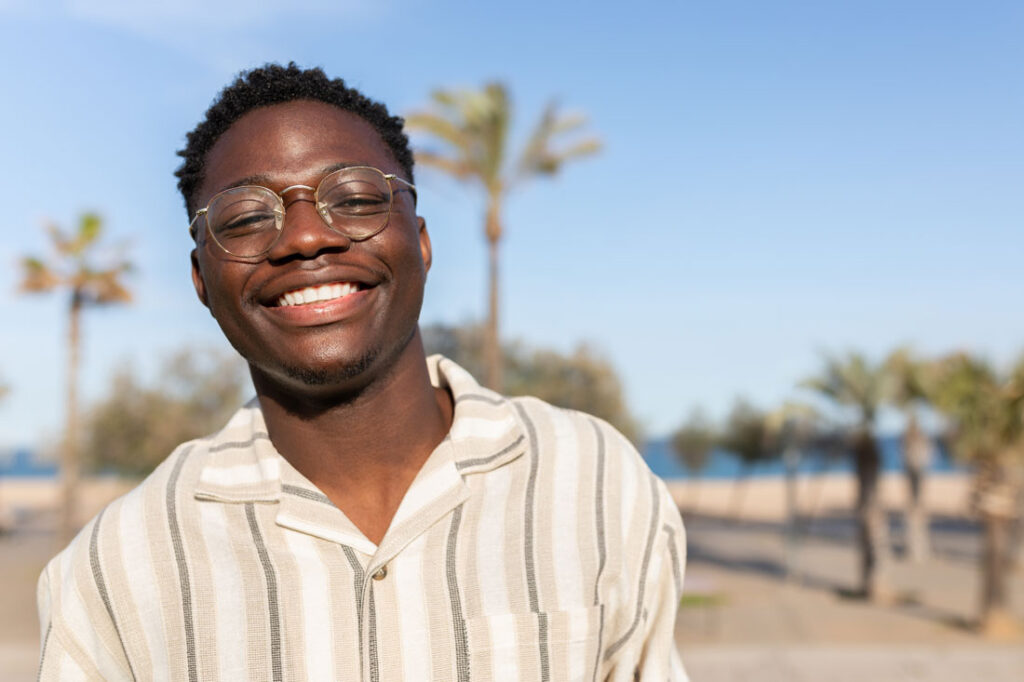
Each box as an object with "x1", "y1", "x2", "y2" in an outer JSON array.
[{"x1": 464, "y1": 605, "x2": 602, "y2": 682}]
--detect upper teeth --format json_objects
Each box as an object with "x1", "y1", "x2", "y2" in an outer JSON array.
[{"x1": 277, "y1": 282, "x2": 358, "y2": 307}]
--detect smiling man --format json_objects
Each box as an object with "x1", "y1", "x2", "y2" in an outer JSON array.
[{"x1": 37, "y1": 63, "x2": 688, "y2": 681}]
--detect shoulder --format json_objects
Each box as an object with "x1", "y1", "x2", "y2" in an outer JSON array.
[
  {"x1": 39, "y1": 436, "x2": 201, "y2": 590},
  {"x1": 506, "y1": 394, "x2": 682, "y2": 533},
  {"x1": 39, "y1": 402, "x2": 262, "y2": 596},
  {"x1": 35, "y1": 435, "x2": 205, "y2": 679},
  {"x1": 506, "y1": 394, "x2": 651, "y2": 479}
]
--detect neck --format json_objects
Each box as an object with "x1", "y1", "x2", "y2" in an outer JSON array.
[{"x1": 250, "y1": 334, "x2": 454, "y2": 542}]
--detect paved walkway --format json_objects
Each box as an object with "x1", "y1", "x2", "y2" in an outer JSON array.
[
  {"x1": 0, "y1": 521, "x2": 57, "y2": 682},
  {"x1": 684, "y1": 646, "x2": 1024, "y2": 682},
  {"x1": 676, "y1": 512, "x2": 1024, "y2": 680}
]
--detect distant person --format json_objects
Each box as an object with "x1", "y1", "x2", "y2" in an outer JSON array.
[{"x1": 36, "y1": 63, "x2": 687, "y2": 681}]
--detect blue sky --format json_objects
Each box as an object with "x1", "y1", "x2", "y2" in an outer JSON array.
[{"x1": 1, "y1": 0, "x2": 1022, "y2": 448}]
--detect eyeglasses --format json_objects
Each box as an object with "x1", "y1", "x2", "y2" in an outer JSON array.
[{"x1": 188, "y1": 165, "x2": 416, "y2": 259}]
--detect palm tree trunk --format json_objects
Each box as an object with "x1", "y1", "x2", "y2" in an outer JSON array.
[
  {"x1": 61, "y1": 294, "x2": 82, "y2": 543},
  {"x1": 784, "y1": 446, "x2": 802, "y2": 581},
  {"x1": 904, "y1": 464, "x2": 930, "y2": 562},
  {"x1": 855, "y1": 432, "x2": 890, "y2": 601},
  {"x1": 903, "y1": 416, "x2": 932, "y2": 563},
  {"x1": 484, "y1": 199, "x2": 502, "y2": 392},
  {"x1": 979, "y1": 512, "x2": 1015, "y2": 633},
  {"x1": 729, "y1": 465, "x2": 751, "y2": 518},
  {"x1": 975, "y1": 462, "x2": 1022, "y2": 635}
]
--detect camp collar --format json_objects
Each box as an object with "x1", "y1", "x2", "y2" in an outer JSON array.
[{"x1": 192, "y1": 354, "x2": 528, "y2": 505}]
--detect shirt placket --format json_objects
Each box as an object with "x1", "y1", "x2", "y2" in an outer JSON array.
[{"x1": 356, "y1": 552, "x2": 391, "y2": 682}]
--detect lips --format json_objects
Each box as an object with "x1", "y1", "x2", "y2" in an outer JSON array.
[{"x1": 258, "y1": 264, "x2": 382, "y2": 309}]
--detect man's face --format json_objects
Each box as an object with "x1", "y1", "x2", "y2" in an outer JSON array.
[{"x1": 190, "y1": 100, "x2": 431, "y2": 397}]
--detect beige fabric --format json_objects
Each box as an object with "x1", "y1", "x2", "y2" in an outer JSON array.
[{"x1": 38, "y1": 356, "x2": 688, "y2": 681}]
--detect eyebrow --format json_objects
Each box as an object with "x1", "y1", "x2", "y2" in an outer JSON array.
[{"x1": 218, "y1": 162, "x2": 360, "y2": 192}]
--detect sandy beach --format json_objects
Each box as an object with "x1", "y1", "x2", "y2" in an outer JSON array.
[{"x1": 665, "y1": 470, "x2": 973, "y2": 521}]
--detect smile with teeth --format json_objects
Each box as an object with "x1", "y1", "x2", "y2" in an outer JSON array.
[{"x1": 275, "y1": 282, "x2": 361, "y2": 307}]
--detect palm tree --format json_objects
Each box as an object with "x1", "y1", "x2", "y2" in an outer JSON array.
[
  {"x1": 885, "y1": 347, "x2": 935, "y2": 563},
  {"x1": 19, "y1": 213, "x2": 132, "y2": 541},
  {"x1": 802, "y1": 352, "x2": 892, "y2": 601},
  {"x1": 406, "y1": 83, "x2": 601, "y2": 390},
  {"x1": 927, "y1": 352, "x2": 1024, "y2": 635}
]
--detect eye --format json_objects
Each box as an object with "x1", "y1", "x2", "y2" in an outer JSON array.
[
  {"x1": 319, "y1": 175, "x2": 390, "y2": 216},
  {"x1": 217, "y1": 212, "x2": 276, "y2": 237},
  {"x1": 322, "y1": 192, "x2": 389, "y2": 216},
  {"x1": 208, "y1": 193, "x2": 279, "y2": 239}
]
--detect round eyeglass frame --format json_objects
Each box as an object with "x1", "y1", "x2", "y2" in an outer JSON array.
[{"x1": 187, "y1": 165, "x2": 417, "y2": 259}]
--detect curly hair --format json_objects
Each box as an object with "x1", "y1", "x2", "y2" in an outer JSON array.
[{"x1": 175, "y1": 62, "x2": 414, "y2": 214}]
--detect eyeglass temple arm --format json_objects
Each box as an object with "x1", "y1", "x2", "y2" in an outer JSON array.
[
  {"x1": 188, "y1": 209, "x2": 208, "y2": 240},
  {"x1": 386, "y1": 175, "x2": 418, "y2": 201}
]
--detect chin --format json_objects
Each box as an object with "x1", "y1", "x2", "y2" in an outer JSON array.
[
  {"x1": 268, "y1": 323, "x2": 421, "y2": 394},
  {"x1": 280, "y1": 347, "x2": 381, "y2": 387}
]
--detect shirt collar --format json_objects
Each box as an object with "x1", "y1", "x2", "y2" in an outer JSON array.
[{"x1": 193, "y1": 354, "x2": 528, "y2": 504}]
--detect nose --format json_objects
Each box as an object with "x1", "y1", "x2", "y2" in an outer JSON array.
[{"x1": 265, "y1": 187, "x2": 352, "y2": 260}]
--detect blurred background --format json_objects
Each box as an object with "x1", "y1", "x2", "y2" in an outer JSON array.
[{"x1": 2, "y1": 1, "x2": 1023, "y2": 679}]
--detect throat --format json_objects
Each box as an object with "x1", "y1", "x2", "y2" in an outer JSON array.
[{"x1": 318, "y1": 482, "x2": 412, "y2": 546}]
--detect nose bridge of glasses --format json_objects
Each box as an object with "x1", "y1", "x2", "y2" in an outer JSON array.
[
  {"x1": 278, "y1": 184, "x2": 322, "y2": 223},
  {"x1": 279, "y1": 183, "x2": 317, "y2": 206}
]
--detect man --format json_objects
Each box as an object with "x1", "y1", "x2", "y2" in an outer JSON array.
[{"x1": 37, "y1": 63, "x2": 687, "y2": 681}]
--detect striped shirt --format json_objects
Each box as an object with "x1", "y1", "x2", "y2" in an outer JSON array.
[{"x1": 38, "y1": 355, "x2": 688, "y2": 681}]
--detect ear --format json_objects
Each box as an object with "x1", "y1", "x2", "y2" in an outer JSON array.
[
  {"x1": 417, "y1": 216, "x2": 432, "y2": 274},
  {"x1": 190, "y1": 249, "x2": 209, "y2": 308}
]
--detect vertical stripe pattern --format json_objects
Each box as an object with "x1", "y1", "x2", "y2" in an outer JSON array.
[
  {"x1": 513, "y1": 404, "x2": 551, "y2": 682},
  {"x1": 590, "y1": 420, "x2": 608, "y2": 682},
  {"x1": 166, "y1": 446, "x2": 198, "y2": 682},
  {"x1": 245, "y1": 503, "x2": 282, "y2": 682},
  {"x1": 445, "y1": 505, "x2": 470, "y2": 681},
  {"x1": 88, "y1": 509, "x2": 136, "y2": 681},
  {"x1": 36, "y1": 357, "x2": 688, "y2": 681},
  {"x1": 342, "y1": 544, "x2": 366, "y2": 679}
]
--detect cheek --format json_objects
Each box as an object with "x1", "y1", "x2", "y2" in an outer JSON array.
[{"x1": 197, "y1": 256, "x2": 249, "y2": 316}]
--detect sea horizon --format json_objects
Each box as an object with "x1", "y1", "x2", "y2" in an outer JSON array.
[{"x1": 643, "y1": 434, "x2": 965, "y2": 480}]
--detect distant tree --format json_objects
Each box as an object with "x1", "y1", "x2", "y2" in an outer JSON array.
[
  {"x1": 81, "y1": 349, "x2": 249, "y2": 477},
  {"x1": 0, "y1": 377, "x2": 8, "y2": 403},
  {"x1": 670, "y1": 408, "x2": 716, "y2": 511},
  {"x1": 885, "y1": 347, "x2": 937, "y2": 563},
  {"x1": 802, "y1": 352, "x2": 892, "y2": 602},
  {"x1": 407, "y1": 83, "x2": 601, "y2": 391},
  {"x1": 422, "y1": 322, "x2": 639, "y2": 443},
  {"x1": 19, "y1": 213, "x2": 132, "y2": 540},
  {"x1": 719, "y1": 398, "x2": 775, "y2": 516},
  {"x1": 671, "y1": 409, "x2": 716, "y2": 474},
  {"x1": 927, "y1": 352, "x2": 1024, "y2": 635},
  {"x1": 720, "y1": 398, "x2": 773, "y2": 469}
]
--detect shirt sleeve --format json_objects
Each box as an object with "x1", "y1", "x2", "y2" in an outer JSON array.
[
  {"x1": 37, "y1": 537, "x2": 134, "y2": 681},
  {"x1": 603, "y1": 476, "x2": 689, "y2": 682}
]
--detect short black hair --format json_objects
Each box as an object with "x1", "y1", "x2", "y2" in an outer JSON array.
[{"x1": 175, "y1": 62, "x2": 414, "y2": 214}]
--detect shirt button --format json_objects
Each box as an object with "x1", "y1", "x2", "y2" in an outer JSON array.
[{"x1": 372, "y1": 566, "x2": 388, "y2": 581}]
